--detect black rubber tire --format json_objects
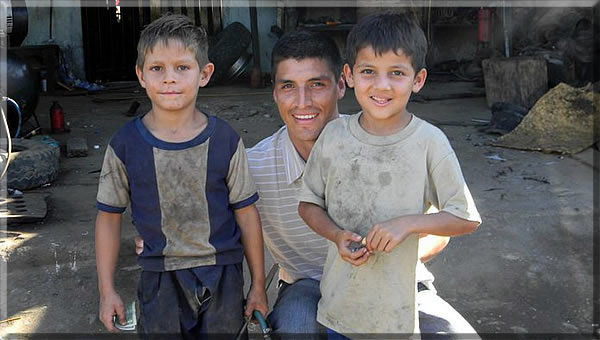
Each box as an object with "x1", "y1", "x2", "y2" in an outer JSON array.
[
  {"x1": 208, "y1": 22, "x2": 252, "y2": 85},
  {"x1": 6, "y1": 138, "x2": 60, "y2": 190}
]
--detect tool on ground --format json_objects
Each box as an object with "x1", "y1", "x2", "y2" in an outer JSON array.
[{"x1": 234, "y1": 263, "x2": 278, "y2": 340}]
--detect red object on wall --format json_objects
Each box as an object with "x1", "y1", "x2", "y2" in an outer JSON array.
[
  {"x1": 50, "y1": 101, "x2": 65, "y2": 133},
  {"x1": 478, "y1": 8, "x2": 491, "y2": 42}
]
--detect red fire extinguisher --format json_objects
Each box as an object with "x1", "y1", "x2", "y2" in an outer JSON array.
[
  {"x1": 478, "y1": 7, "x2": 491, "y2": 43},
  {"x1": 50, "y1": 101, "x2": 65, "y2": 133}
]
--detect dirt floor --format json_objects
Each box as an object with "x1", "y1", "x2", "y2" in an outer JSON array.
[{"x1": 0, "y1": 79, "x2": 596, "y2": 338}]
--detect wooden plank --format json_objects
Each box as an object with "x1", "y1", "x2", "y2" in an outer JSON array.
[{"x1": 482, "y1": 57, "x2": 548, "y2": 109}]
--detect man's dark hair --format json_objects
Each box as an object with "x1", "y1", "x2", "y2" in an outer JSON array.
[
  {"x1": 345, "y1": 12, "x2": 428, "y2": 72},
  {"x1": 271, "y1": 30, "x2": 342, "y2": 82}
]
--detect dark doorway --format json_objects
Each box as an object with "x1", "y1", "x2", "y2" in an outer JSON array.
[{"x1": 81, "y1": 3, "x2": 221, "y2": 83}]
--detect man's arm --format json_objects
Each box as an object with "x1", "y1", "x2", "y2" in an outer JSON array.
[
  {"x1": 298, "y1": 201, "x2": 371, "y2": 266},
  {"x1": 235, "y1": 204, "x2": 268, "y2": 318},
  {"x1": 365, "y1": 212, "x2": 478, "y2": 253},
  {"x1": 419, "y1": 234, "x2": 450, "y2": 263},
  {"x1": 95, "y1": 210, "x2": 125, "y2": 332}
]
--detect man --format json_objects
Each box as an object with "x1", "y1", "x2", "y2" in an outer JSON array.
[{"x1": 247, "y1": 31, "x2": 479, "y2": 338}]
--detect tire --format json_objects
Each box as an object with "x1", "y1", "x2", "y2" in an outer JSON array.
[
  {"x1": 6, "y1": 138, "x2": 60, "y2": 190},
  {"x1": 208, "y1": 22, "x2": 252, "y2": 85}
]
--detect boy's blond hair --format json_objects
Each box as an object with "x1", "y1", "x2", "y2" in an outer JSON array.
[{"x1": 136, "y1": 14, "x2": 209, "y2": 68}]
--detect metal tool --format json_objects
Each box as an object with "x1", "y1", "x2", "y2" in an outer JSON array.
[{"x1": 234, "y1": 263, "x2": 279, "y2": 340}]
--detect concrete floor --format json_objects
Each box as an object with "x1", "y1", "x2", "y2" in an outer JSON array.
[{"x1": 0, "y1": 80, "x2": 596, "y2": 337}]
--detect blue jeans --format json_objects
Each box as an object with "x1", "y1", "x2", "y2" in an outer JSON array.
[
  {"x1": 267, "y1": 278, "x2": 324, "y2": 339},
  {"x1": 267, "y1": 278, "x2": 479, "y2": 339},
  {"x1": 418, "y1": 288, "x2": 481, "y2": 340}
]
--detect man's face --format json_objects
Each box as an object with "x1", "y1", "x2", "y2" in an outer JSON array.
[{"x1": 273, "y1": 58, "x2": 345, "y2": 146}]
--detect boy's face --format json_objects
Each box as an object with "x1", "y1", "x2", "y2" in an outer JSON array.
[
  {"x1": 136, "y1": 39, "x2": 213, "y2": 113},
  {"x1": 273, "y1": 57, "x2": 345, "y2": 146},
  {"x1": 344, "y1": 46, "x2": 426, "y2": 126}
]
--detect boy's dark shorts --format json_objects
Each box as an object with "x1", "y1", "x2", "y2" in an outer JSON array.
[{"x1": 137, "y1": 263, "x2": 245, "y2": 339}]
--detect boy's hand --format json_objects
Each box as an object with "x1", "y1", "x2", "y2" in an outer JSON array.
[
  {"x1": 334, "y1": 230, "x2": 371, "y2": 266},
  {"x1": 244, "y1": 285, "x2": 268, "y2": 318},
  {"x1": 134, "y1": 236, "x2": 143, "y2": 255},
  {"x1": 99, "y1": 290, "x2": 125, "y2": 332},
  {"x1": 365, "y1": 217, "x2": 412, "y2": 252}
]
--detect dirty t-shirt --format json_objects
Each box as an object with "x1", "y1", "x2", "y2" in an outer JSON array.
[
  {"x1": 96, "y1": 115, "x2": 258, "y2": 272},
  {"x1": 299, "y1": 113, "x2": 481, "y2": 336}
]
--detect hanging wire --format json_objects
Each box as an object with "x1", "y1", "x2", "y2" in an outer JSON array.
[{"x1": 0, "y1": 99, "x2": 12, "y2": 180}]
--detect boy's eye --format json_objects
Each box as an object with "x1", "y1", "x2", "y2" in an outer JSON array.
[
  {"x1": 311, "y1": 82, "x2": 325, "y2": 88},
  {"x1": 360, "y1": 69, "x2": 373, "y2": 75},
  {"x1": 177, "y1": 65, "x2": 190, "y2": 71},
  {"x1": 392, "y1": 70, "x2": 404, "y2": 76},
  {"x1": 280, "y1": 83, "x2": 294, "y2": 90},
  {"x1": 149, "y1": 66, "x2": 162, "y2": 71}
]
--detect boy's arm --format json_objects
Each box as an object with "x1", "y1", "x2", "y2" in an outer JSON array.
[
  {"x1": 298, "y1": 202, "x2": 371, "y2": 266},
  {"x1": 418, "y1": 234, "x2": 450, "y2": 263},
  {"x1": 365, "y1": 212, "x2": 478, "y2": 253},
  {"x1": 95, "y1": 210, "x2": 126, "y2": 332},
  {"x1": 234, "y1": 204, "x2": 268, "y2": 318}
]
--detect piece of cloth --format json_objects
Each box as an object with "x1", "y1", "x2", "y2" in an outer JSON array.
[
  {"x1": 267, "y1": 278, "x2": 324, "y2": 338},
  {"x1": 299, "y1": 113, "x2": 481, "y2": 336},
  {"x1": 96, "y1": 114, "x2": 258, "y2": 271},
  {"x1": 137, "y1": 263, "x2": 244, "y2": 339}
]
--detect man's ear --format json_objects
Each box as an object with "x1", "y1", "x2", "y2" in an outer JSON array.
[
  {"x1": 135, "y1": 65, "x2": 146, "y2": 88},
  {"x1": 336, "y1": 73, "x2": 346, "y2": 100},
  {"x1": 343, "y1": 64, "x2": 354, "y2": 88},
  {"x1": 198, "y1": 62, "x2": 215, "y2": 87},
  {"x1": 412, "y1": 68, "x2": 427, "y2": 93}
]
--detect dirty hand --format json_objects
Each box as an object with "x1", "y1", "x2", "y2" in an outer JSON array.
[
  {"x1": 334, "y1": 229, "x2": 371, "y2": 266},
  {"x1": 365, "y1": 218, "x2": 412, "y2": 252},
  {"x1": 134, "y1": 236, "x2": 143, "y2": 255},
  {"x1": 244, "y1": 285, "x2": 268, "y2": 318},
  {"x1": 99, "y1": 290, "x2": 125, "y2": 333}
]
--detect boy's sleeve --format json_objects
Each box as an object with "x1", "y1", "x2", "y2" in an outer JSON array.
[
  {"x1": 227, "y1": 138, "x2": 259, "y2": 209},
  {"x1": 427, "y1": 151, "x2": 481, "y2": 224},
  {"x1": 298, "y1": 130, "x2": 327, "y2": 208},
  {"x1": 96, "y1": 144, "x2": 130, "y2": 213}
]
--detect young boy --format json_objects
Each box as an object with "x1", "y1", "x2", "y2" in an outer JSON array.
[
  {"x1": 95, "y1": 14, "x2": 268, "y2": 337},
  {"x1": 298, "y1": 12, "x2": 482, "y2": 338}
]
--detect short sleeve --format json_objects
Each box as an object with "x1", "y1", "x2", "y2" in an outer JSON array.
[
  {"x1": 298, "y1": 129, "x2": 327, "y2": 208},
  {"x1": 227, "y1": 138, "x2": 258, "y2": 209},
  {"x1": 426, "y1": 152, "x2": 481, "y2": 224},
  {"x1": 96, "y1": 145, "x2": 130, "y2": 213}
]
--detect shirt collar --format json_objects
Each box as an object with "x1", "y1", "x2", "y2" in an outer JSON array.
[{"x1": 281, "y1": 128, "x2": 306, "y2": 185}]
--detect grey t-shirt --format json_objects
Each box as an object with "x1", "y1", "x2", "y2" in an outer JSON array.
[{"x1": 299, "y1": 113, "x2": 481, "y2": 336}]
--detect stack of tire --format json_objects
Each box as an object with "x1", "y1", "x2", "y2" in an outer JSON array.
[{"x1": 207, "y1": 22, "x2": 252, "y2": 86}]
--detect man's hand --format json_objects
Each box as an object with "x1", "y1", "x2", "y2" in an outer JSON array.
[
  {"x1": 365, "y1": 217, "x2": 412, "y2": 253},
  {"x1": 244, "y1": 285, "x2": 269, "y2": 318},
  {"x1": 334, "y1": 230, "x2": 371, "y2": 266},
  {"x1": 99, "y1": 290, "x2": 125, "y2": 333},
  {"x1": 134, "y1": 236, "x2": 143, "y2": 255}
]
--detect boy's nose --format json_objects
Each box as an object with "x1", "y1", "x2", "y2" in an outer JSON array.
[
  {"x1": 374, "y1": 74, "x2": 392, "y2": 90},
  {"x1": 163, "y1": 68, "x2": 177, "y2": 83}
]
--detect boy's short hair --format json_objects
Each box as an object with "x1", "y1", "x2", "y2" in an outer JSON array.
[
  {"x1": 345, "y1": 12, "x2": 428, "y2": 72},
  {"x1": 136, "y1": 14, "x2": 209, "y2": 69},
  {"x1": 271, "y1": 30, "x2": 342, "y2": 82}
]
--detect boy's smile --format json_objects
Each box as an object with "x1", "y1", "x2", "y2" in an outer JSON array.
[
  {"x1": 136, "y1": 39, "x2": 213, "y2": 114},
  {"x1": 344, "y1": 46, "x2": 426, "y2": 135}
]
